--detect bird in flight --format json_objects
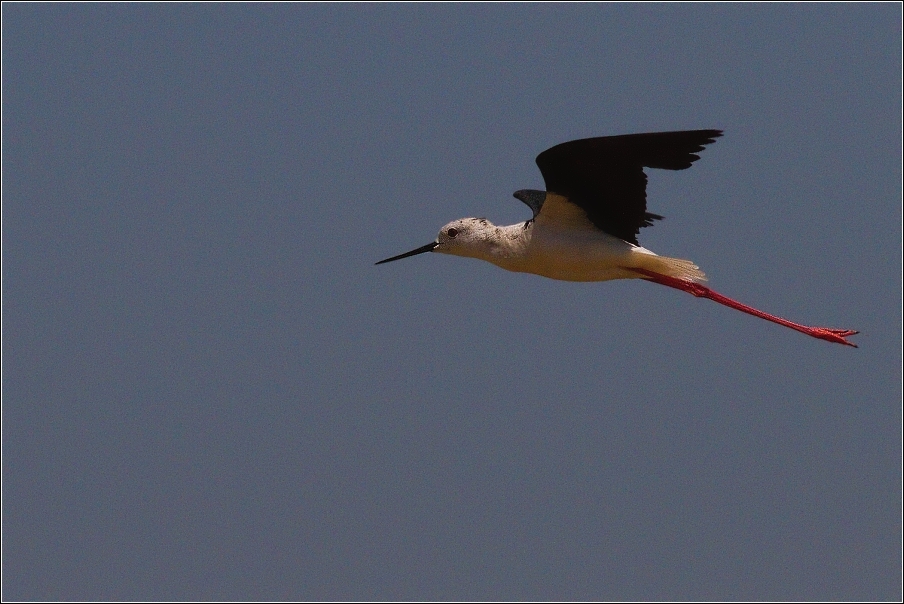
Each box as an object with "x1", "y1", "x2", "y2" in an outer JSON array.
[{"x1": 376, "y1": 130, "x2": 857, "y2": 347}]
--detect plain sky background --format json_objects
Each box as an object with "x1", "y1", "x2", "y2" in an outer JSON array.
[{"x1": 3, "y1": 4, "x2": 901, "y2": 601}]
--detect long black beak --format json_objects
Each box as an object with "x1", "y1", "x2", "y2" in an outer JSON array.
[{"x1": 375, "y1": 242, "x2": 438, "y2": 265}]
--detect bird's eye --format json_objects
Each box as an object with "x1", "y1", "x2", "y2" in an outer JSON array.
[{"x1": 447, "y1": 228, "x2": 458, "y2": 238}]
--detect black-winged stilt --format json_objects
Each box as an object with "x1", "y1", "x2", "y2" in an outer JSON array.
[{"x1": 377, "y1": 130, "x2": 858, "y2": 347}]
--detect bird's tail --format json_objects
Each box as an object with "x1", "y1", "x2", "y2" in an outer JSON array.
[{"x1": 631, "y1": 250, "x2": 708, "y2": 283}]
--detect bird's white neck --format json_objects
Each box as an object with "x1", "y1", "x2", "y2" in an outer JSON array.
[{"x1": 434, "y1": 219, "x2": 531, "y2": 265}]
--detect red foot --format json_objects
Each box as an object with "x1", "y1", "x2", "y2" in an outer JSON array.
[{"x1": 630, "y1": 269, "x2": 859, "y2": 347}]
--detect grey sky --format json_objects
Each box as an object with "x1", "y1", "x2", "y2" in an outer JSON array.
[{"x1": 3, "y1": 4, "x2": 901, "y2": 601}]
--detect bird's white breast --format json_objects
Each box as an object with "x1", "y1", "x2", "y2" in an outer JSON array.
[{"x1": 487, "y1": 194, "x2": 646, "y2": 282}]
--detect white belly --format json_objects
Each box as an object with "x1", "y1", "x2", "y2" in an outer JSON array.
[
  {"x1": 474, "y1": 193, "x2": 706, "y2": 283},
  {"x1": 496, "y1": 232, "x2": 643, "y2": 281}
]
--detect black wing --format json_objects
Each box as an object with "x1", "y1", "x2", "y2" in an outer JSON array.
[{"x1": 535, "y1": 130, "x2": 723, "y2": 245}]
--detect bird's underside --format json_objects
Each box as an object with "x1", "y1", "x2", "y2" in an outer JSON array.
[{"x1": 497, "y1": 192, "x2": 708, "y2": 283}]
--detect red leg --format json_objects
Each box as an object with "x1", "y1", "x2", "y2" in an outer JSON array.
[{"x1": 630, "y1": 268, "x2": 858, "y2": 347}]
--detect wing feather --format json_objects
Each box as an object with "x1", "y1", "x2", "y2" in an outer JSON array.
[{"x1": 534, "y1": 130, "x2": 722, "y2": 244}]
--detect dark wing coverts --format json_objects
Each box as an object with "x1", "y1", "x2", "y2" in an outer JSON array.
[{"x1": 535, "y1": 130, "x2": 723, "y2": 245}]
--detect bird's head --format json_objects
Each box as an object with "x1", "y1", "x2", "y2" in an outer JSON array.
[
  {"x1": 375, "y1": 217, "x2": 497, "y2": 265},
  {"x1": 434, "y1": 217, "x2": 498, "y2": 258}
]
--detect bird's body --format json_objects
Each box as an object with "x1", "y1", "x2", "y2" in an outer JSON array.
[
  {"x1": 377, "y1": 130, "x2": 858, "y2": 347},
  {"x1": 437, "y1": 195, "x2": 704, "y2": 283}
]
